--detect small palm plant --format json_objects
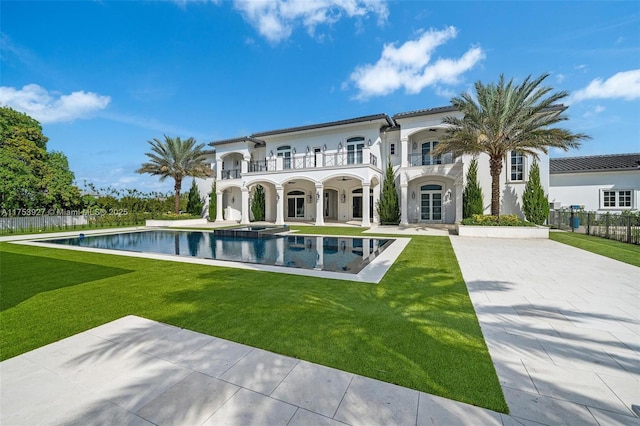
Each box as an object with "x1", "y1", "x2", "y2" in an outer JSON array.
[{"x1": 136, "y1": 135, "x2": 212, "y2": 214}]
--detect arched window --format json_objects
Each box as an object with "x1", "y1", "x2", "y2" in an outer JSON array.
[
  {"x1": 347, "y1": 137, "x2": 365, "y2": 165},
  {"x1": 277, "y1": 145, "x2": 292, "y2": 169}
]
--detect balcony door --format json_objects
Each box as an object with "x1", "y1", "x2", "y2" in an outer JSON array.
[
  {"x1": 421, "y1": 141, "x2": 442, "y2": 165},
  {"x1": 277, "y1": 146, "x2": 292, "y2": 169},
  {"x1": 347, "y1": 137, "x2": 364, "y2": 165}
]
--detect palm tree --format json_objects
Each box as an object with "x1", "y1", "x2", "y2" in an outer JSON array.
[
  {"x1": 434, "y1": 73, "x2": 589, "y2": 216},
  {"x1": 136, "y1": 135, "x2": 212, "y2": 214}
]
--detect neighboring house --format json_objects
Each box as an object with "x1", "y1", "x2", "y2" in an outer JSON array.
[
  {"x1": 197, "y1": 106, "x2": 550, "y2": 226},
  {"x1": 549, "y1": 153, "x2": 640, "y2": 212}
]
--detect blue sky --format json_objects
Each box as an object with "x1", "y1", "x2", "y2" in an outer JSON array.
[{"x1": 1, "y1": 1, "x2": 639, "y2": 194}]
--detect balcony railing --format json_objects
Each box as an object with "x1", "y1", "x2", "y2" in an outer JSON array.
[
  {"x1": 221, "y1": 169, "x2": 241, "y2": 180},
  {"x1": 245, "y1": 151, "x2": 379, "y2": 174},
  {"x1": 408, "y1": 153, "x2": 454, "y2": 166}
]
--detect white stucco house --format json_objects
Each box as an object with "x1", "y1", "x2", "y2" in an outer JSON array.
[
  {"x1": 549, "y1": 153, "x2": 640, "y2": 212},
  {"x1": 197, "y1": 105, "x2": 552, "y2": 226}
]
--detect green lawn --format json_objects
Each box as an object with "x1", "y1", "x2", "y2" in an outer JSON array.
[
  {"x1": 550, "y1": 231, "x2": 640, "y2": 267},
  {"x1": 0, "y1": 229, "x2": 507, "y2": 412}
]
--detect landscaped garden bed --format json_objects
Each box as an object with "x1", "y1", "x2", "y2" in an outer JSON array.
[{"x1": 456, "y1": 214, "x2": 548, "y2": 239}]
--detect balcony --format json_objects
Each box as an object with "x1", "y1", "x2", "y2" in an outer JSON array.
[
  {"x1": 246, "y1": 151, "x2": 378, "y2": 174},
  {"x1": 221, "y1": 169, "x2": 241, "y2": 180},
  {"x1": 408, "y1": 153, "x2": 455, "y2": 167}
]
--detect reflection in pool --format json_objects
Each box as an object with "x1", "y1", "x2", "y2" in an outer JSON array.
[{"x1": 45, "y1": 230, "x2": 393, "y2": 274}]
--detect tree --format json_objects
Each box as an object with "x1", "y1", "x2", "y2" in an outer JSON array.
[
  {"x1": 136, "y1": 135, "x2": 212, "y2": 214},
  {"x1": 0, "y1": 107, "x2": 80, "y2": 210},
  {"x1": 208, "y1": 180, "x2": 217, "y2": 221},
  {"x1": 522, "y1": 160, "x2": 550, "y2": 225},
  {"x1": 251, "y1": 185, "x2": 265, "y2": 221},
  {"x1": 463, "y1": 157, "x2": 484, "y2": 218},
  {"x1": 377, "y1": 161, "x2": 400, "y2": 225},
  {"x1": 186, "y1": 179, "x2": 203, "y2": 216},
  {"x1": 434, "y1": 73, "x2": 589, "y2": 216}
]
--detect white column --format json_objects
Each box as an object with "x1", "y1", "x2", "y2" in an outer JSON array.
[
  {"x1": 400, "y1": 137, "x2": 408, "y2": 168},
  {"x1": 215, "y1": 190, "x2": 224, "y2": 223},
  {"x1": 315, "y1": 184, "x2": 324, "y2": 226},
  {"x1": 216, "y1": 159, "x2": 222, "y2": 180},
  {"x1": 363, "y1": 146, "x2": 371, "y2": 165},
  {"x1": 275, "y1": 185, "x2": 284, "y2": 225},
  {"x1": 361, "y1": 182, "x2": 371, "y2": 227},
  {"x1": 455, "y1": 179, "x2": 463, "y2": 223},
  {"x1": 372, "y1": 183, "x2": 380, "y2": 224},
  {"x1": 240, "y1": 186, "x2": 250, "y2": 224},
  {"x1": 241, "y1": 158, "x2": 248, "y2": 174},
  {"x1": 400, "y1": 183, "x2": 409, "y2": 225}
]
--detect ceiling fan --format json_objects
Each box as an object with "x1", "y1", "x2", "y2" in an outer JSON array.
[{"x1": 338, "y1": 176, "x2": 351, "y2": 181}]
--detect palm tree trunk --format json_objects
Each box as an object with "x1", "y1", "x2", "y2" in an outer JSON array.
[
  {"x1": 489, "y1": 155, "x2": 503, "y2": 217},
  {"x1": 174, "y1": 178, "x2": 182, "y2": 214}
]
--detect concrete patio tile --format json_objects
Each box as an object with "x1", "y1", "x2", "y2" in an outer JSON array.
[
  {"x1": 140, "y1": 328, "x2": 217, "y2": 363},
  {"x1": 492, "y1": 360, "x2": 538, "y2": 394},
  {"x1": 51, "y1": 400, "x2": 154, "y2": 426},
  {"x1": 500, "y1": 414, "x2": 545, "y2": 425},
  {"x1": 416, "y1": 392, "x2": 502, "y2": 425},
  {"x1": 135, "y1": 371, "x2": 240, "y2": 425},
  {"x1": 0, "y1": 355, "x2": 38, "y2": 385},
  {"x1": 87, "y1": 315, "x2": 182, "y2": 345},
  {"x1": 178, "y1": 337, "x2": 254, "y2": 378},
  {"x1": 0, "y1": 366, "x2": 104, "y2": 425},
  {"x1": 333, "y1": 375, "x2": 419, "y2": 426},
  {"x1": 503, "y1": 387, "x2": 598, "y2": 426},
  {"x1": 202, "y1": 388, "x2": 297, "y2": 426},
  {"x1": 270, "y1": 360, "x2": 353, "y2": 417},
  {"x1": 523, "y1": 362, "x2": 631, "y2": 415},
  {"x1": 484, "y1": 330, "x2": 554, "y2": 365},
  {"x1": 96, "y1": 359, "x2": 192, "y2": 412},
  {"x1": 589, "y1": 407, "x2": 640, "y2": 426},
  {"x1": 595, "y1": 372, "x2": 640, "y2": 416},
  {"x1": 219, "y1": 348, "x2": 299, "y2": 395},
  {"x1": 288, "y1": 408, "x2": 348, "y2": 426}
]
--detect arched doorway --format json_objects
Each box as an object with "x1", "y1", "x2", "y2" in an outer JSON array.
[
  {"x1": 286, "y1": 190, "x2": 305, "y2": 219},
  {"x1": 352, "y1": 188, "x2": 373, "y2": 219}
]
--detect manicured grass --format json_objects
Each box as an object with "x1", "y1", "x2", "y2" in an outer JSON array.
[
  {"x1": 550, "y1": 231, "x2": 640, "y2": 268},
  {"x1": 0, "y1": 231, "x2": 507, "y2": 412}
]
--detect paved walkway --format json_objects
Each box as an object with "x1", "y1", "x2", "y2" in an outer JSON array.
[
  {"x1": 1, "y1": 235, "x2": 638, "y2": 425},
  {"x1": 450, "y1": 236, "x2": 640, "y2": 425}
]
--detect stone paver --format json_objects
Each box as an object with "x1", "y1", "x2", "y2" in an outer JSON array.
[
  {"x1": 1, "y1": 233, "x2": 639, "y2": 425},
  {"x1": 450, "y1": 235, "x2": 640, "y2": 425}
]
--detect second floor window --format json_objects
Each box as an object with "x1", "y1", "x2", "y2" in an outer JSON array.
[
  {"x1": 421, "y1": 141, "x2": 441, "y2": 165},
  {"x1": 510, "y1": 151, "x2": 524, "y2": 181},
  {"x1": 277, "y1": 146, "x2": 292, "y2": 169},
  {"x1": 390, "y1": 143, "x2": 395, "y2": 155},
  {"x1": 347, "y1": 137, "x2": 364, "y2": 164}
]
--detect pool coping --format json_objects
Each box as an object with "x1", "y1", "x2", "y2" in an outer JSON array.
[{"x1": 9, "y1": 228, "x2": 410, "y2": 284}]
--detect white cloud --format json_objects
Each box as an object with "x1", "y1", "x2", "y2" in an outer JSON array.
[
  {"x1": 349, "y1": 27, "x2": 484, "y2": 99},
  {"x1": 572, "y1": 69, "x2": 640, "y2": 102},
  {"x1": 232, "y1": 0, "x2": 389, "y2": 43},
  {"x1": 582, "y1": 105, "x2": 605, "y2": 118},
  {"x1": 0, "y1": 84, "x2": 110, "y2": 123}
]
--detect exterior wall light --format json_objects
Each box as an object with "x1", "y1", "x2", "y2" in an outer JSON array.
[
  {"x1": 411, "y1": 191, "x2": 416, "y2": 199},
  {"x1": 338, "y1": 142, "x2": 342, "y2": 150}
]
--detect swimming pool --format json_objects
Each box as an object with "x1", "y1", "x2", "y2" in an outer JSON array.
[{"x1": 44, "y1": 230, "x2": 394, "y2": 274}]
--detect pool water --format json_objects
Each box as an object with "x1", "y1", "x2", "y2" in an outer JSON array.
[{"x1": 45, "y1": 230, "x2": 393, "y2": 274}]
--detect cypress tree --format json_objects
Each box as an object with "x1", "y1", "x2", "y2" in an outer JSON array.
[
  {"x1": 186, "y1": 179, "x2": 203, "y2": 216},
  {"x1": 463, "y1": 157, "x2": 484, "y2": 218},
  {"x1": 522, "y1": 160, "x2": 549, "y2": 225},
  {"x1": 251, "y1": 184, "x2": 265, "y2": 221},
  {"x1": 377, "y1": 161, "x2": 400, "y2": 225},
  {"x1": 208, "y1": 180, "x2": 216, "y2": 221}
]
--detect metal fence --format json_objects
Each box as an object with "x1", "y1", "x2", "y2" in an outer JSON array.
[
  {"x1": 548, "y1": 210, "x2": 640, "y2": 245},
  {"x1": 0, "y1": 213, "x2": 152, "y2": 236}
]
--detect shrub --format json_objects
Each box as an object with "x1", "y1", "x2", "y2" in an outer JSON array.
[
  {"x1": 251, "y1": 185, "x2": 265, "y2": 221},
  {"x1": 186, "y1": 180, "x2": 203, "y2": 216},
  {"x1": 522, "y1": 161, "x2": 549, "y2": 225},
  {"x1": 461, "y1": 214, "x2": 535, "y2": 227},
  {"x1": 377, "y1": 161, "x2": 400, "y2": 225},
  {"x1": 463, "y1": 157, "x2": 484, "y2": 218}
]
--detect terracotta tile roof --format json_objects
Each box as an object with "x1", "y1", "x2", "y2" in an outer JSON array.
[{"x1": 550, "y1": 153, "x2": 640, "y2": 174}]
